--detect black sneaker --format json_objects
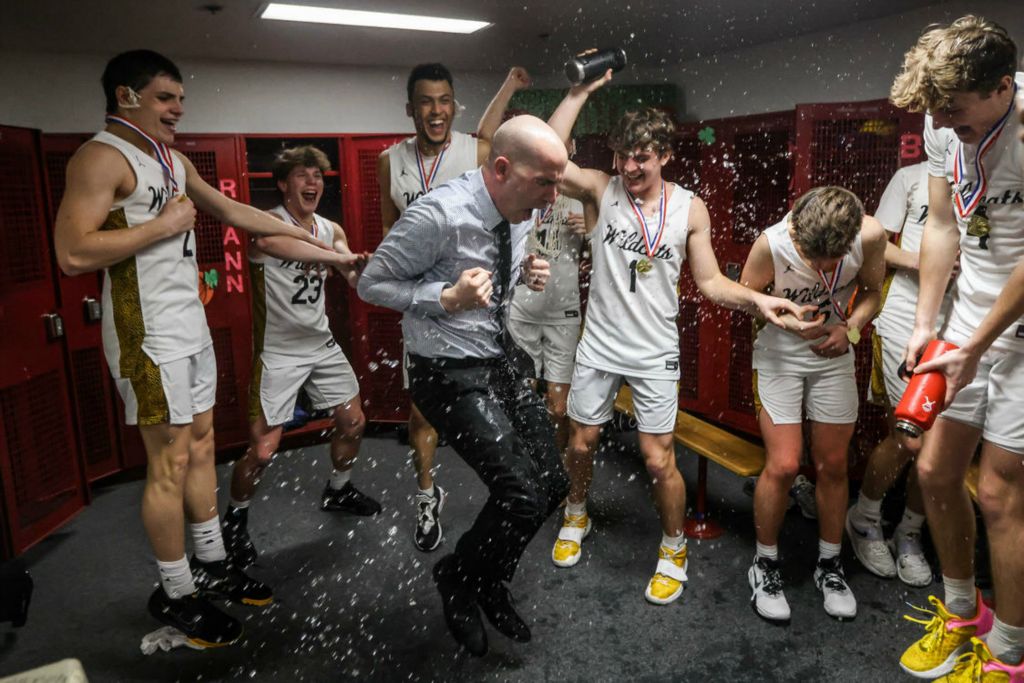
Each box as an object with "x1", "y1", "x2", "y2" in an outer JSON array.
[
  {"x1": 414, "y1": 485, "x2": 446, "y2": 552},
  {"x1": 222, "y1": 510, "x2": 258, "y2": 568},
  {"x1": 190, "y1": 557, "x2": 273, "y2": 606},
  {"x1": 147, "y1": 588, "x2": 242, "y2": 648},
  {"x1": 321, "y1": 481, "x2": 382, "y2": 516}
]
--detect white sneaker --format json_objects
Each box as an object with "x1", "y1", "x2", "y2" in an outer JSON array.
[
  {"x1": 814, "y1": 557, "x2": 857, "y2": 620},
  {"x1": 845, "y1": 508, "x2": 896, "y2": 578},
  {"x1": 790, "y1": 475, "x2": 818, "y2": 520},
  {"x1": 748, "y1": 556, "x2": 791, "y2": 622},
  {"x1": 892, "y1": 529, "x2": 932, "y2": 587}
]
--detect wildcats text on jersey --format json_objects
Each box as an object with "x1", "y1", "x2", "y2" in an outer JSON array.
[{"x1": 601, "y1": 226, "x2": 675, "y2": 260}]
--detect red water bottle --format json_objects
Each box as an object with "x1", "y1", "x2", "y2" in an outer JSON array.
[{"x1": 894, "y1": 340, "x2": 959, "y2": 437}]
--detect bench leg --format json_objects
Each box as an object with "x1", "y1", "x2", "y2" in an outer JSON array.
[{"x1": 684, "y1": 456, "x2": 723, "y2": 540}]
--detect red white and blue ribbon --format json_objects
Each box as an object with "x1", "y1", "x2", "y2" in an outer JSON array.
[
  {"x1": 952, "y1": 84, "x2": 1018, "y2": 219},
  {"x1": 535, "y1": 204, "x2": 554, "y2": 228},
  {"x1": 415, "y1": 141, "x2": 449, "y2": 195},
  {"x1": 105, "y1": 115, "x2": 179, "y2": 194},
  {"x1": 625, "y1": 181, "x2": 667, "y2": 259},
  {"x1": 280, "y1": 206, "x2": 318, "y2": 239},
  {"x1": 817, "y1": 259, "x2": 847, "y2": 323}
]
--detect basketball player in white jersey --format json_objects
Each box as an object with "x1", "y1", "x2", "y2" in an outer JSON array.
[
  {"x1": 378, "y1": 63, "x2": 531, "y2": 552},
  {"x1": 220, "y1": 146, "x2": 380, "y2": 569},
  {"x1": 53, "y1": 50, "x2": 350, "y2": 647},
  {"x1": 742, "y1": 187, "x2": 887, "y2": 623},
  {"x1": 847, "y1": 162, "x2": 950, "y2": 588},
  {"x1": 508, "y1": 188, "x2": 591, "y2": 453},
  {"x1": 889, "y1": 17, "x2": 1024, "y2": 679},
  {"x1": 545, "y1": 73, "x2": 812, "y2": 605}
]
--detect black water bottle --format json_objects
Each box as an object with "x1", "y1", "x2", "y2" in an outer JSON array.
[{"x1": 565, "y1": 48, "x2": 627, "y2": 85}]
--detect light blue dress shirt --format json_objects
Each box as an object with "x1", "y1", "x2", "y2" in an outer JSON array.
[{"x1": 357, "y1": 169, "x2": 533, "y2": 359}]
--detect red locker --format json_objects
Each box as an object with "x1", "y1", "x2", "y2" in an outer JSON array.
[
  {"x1": 40, "y1": 133, "x2": 125, "y2": 482},
  {"x1": 678, "y1": 112, "x2": 796, "y2": 436},
  {"x1": 174, "y1": 134, "x2": 253, "y2": 451},
  {"x1": 0, "y1": 125, "x2": 86, "y2": 556},
  {"x1": 340, "y1": 134, "x2": 412, "y2": 424}
]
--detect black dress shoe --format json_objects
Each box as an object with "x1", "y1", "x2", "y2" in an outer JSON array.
[
  {"x1": 432, "y1": 556, "x2": 488, "y2": 656},
  {"x1": 478, "y1": 582, "x2": 531, "y2": 643}
]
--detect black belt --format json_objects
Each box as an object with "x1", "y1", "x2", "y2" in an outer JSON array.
[{"x1": 407, "y1": 353, "x2": 504, "y2": 370}]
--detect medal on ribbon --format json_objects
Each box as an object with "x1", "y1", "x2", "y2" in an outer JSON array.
[
  {"x1": 626, "y1": 181, "x2": 667, "y2": 278},
  {"x1": 965, "y1": 204, "x2": 992, "y2": 250},
  {"x1": 816, "y1": 259, "x2": 847, "y2": 324},
  {"x1": 952, "y1": 83, "x2": 1017, "y2": 221},
  {"x1": 414, "y1": 141, "x2": 449, "y2": 195},
  {"x1": 106, "y1": 115, "x2": 179, "y2": 194}
]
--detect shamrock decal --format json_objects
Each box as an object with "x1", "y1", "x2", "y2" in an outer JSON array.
[{"x1": 698, "y1": 126, "x2": 716, "y2": 145}]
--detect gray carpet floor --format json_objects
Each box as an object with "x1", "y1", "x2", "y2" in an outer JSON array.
[{"x1": 0, "y1": 427, "x2": 938, "y2": 682}]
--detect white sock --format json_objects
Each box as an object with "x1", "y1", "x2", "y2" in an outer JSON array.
[
  {"x1": 418, "y1": 484, "x2": 436, "y2": 498},
  {"x1": 565, "y1": 500, "x2": 586, "y2": 517},
  {"x1": 985, "y1": 615, "x2": 1024, "y2": 665},
  {"x1": 818, "y1": 539, "x2": 842, "y2": 561},
  {"x1": 329, "y1": 468, "x2": 352, "y2": 490},
  {"x1": 157, "y1": 556, "x2": 195, "y2": 599},
  {"x1": 854, "y1": 495, "x2": 883, "y2": 524},
  {"x1": 190, "y1": 517, "x2": 227, "y2": 563},
  {"x1": 228, "y1": 497, "x2": 250, "y2": 511},
  {"x1": 756, "y1": 542, "x2": 779, "y2": 561},
  {"x1": 662, "y1": 533, "x2": 686, "y2": 551},
  {"x1": 942, "y1": 575, "x2": 977, "y2": 617},
  {"x1": 895, "y1": 508, "x2": 926, "y2": 535}
]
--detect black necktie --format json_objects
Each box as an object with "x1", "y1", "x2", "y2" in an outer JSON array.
[{"x1": 492, "y1": 219, "x2": 533, "y2": 375}]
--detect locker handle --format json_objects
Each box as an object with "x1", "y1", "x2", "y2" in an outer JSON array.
[
  {"x1": 43, "y1": 313, "x2": 65, "y2": 340},
  {"x1": 83, "y1": 297, "x2": 102, "y2": 323}
]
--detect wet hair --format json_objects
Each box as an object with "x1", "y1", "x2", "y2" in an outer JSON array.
[
  {"x1": 272, "y1": 145, "x2": 331, "y2": 184},
  {"x1": 102, "y1": 50, "x2": 183, "y2": 114},
  {"x1": 607, "y1": 107, "x2": 676, "y2": 157},
  {"x1": 406, "y1": 63, "x2": 454, "y2": 102},
  {"x1": 890, "y1": 15, "x2": 1017, "y2": 112},
  {"x1": 790, "y1": 187, "x2": 863, "y2": 260}
]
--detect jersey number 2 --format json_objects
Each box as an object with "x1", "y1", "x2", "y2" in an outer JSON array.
[{"x1": 182, "y1": 231, "x2": 194, "y2": 258}]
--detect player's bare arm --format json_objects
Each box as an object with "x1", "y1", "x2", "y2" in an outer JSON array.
[
  {"x1": 905, "y1": 174, "x2": 961, "y2": 369},
  {"x1": 689, "y1": 197, "x2": 816, "y2": 329},
  {"x1": 176, "y1": 150, "x2": 323, "y2": 247},
  {"x1": 55, "y1": 142, "x2": 196, "y2": 276},
  {"x1": 475, "y1": 66, "x2": 532, "y2": 164}
]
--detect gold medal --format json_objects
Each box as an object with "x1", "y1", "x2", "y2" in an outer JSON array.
[
  {"x1": 636, "y1": 258, "x2": 653, "y2": 277},
  {"x1": 966, "y1": 204, "x2": 991, "y2": 250},
  {"x1": 846, "y1": 325, "x2": 861, "y2": 345}
]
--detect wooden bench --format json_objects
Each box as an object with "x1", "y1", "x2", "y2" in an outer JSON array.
[{"x1": 614, "y1": 385, "x2": 765, "y2": 538}]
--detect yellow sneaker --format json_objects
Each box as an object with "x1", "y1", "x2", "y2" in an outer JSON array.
[
  {"x1": 551, "y1": 511, "x2": 592, "y2": 568},
  {"x1": 900, "y1": 591, "x2": 993, "y2": 679},
  {"x1": 935, "y1": 637, "x2": 1024, "y2": 682},
  {"x1": 644, "y1": 544, "x2": 688, "y2": 605}
]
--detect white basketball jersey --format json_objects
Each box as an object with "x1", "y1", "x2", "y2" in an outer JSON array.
[
  {"x1": 925, "y1": 73, "x2": 1024, "y2": 353},
  {"x1": 509, "y1": 196, "x2": 585, "y2": 324},
  {"x1": 249, "y1": 207, "x2": 336, "y2": 368},
  {"x1": 93, "y1": 131, "x2": 210, "y2": 374},
  {"x1": 388, "y1": 131, "x2": 478, "y2": 212},
  {"x1": 873, "y1": 162, "x2": 951, "y2": 346},
  {"x1": 576, "y1": 177, "x2": 692, "y2": 380},
  {"x1": 752, "y1": 215, "x2": 863, "y2": 372}
]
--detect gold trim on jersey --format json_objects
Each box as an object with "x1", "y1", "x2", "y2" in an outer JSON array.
[
  {"x1": 868, "y1": 330, "x2": 889, "y2": 408},
  {"x1": 248, "y1": 261, "x2": 268, "y2": 422},
  {"x1": 751, "y1": 369, "x2": 762, "y2": 416},
  {"x1": 102, "y1": 208, "x2": 169, "y2": 426}
]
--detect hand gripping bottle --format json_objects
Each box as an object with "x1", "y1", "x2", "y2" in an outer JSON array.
[
  {"x1": 893, "y1": 340, "x2": 959, "y2": 438},
  {"x1": 565, "y1": 48, "x2": 627, "y2": 85}
]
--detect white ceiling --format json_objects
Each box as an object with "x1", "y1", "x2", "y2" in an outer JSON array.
[{"x1": 3, "y1": 0, "x2": 947, "y2": 73}]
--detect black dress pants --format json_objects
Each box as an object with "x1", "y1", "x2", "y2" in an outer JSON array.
[{"x1": 408, "y1": 355, "x2": 570, "y2": 588}]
